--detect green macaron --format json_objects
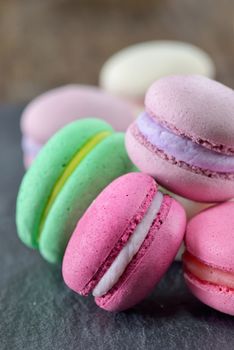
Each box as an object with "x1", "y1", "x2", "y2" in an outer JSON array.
[{"x1": 16, "y1": 118, "x2": 135, "y2": 263}]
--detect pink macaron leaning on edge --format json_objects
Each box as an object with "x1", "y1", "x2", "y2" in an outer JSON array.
[
  {"x1": 62, "y1": 173, "x2": 186, "y2": 312},
  {"x1": 21, "y1": 84, "x2": 137, "y2": 168},
  {"x1": 183, "y1": 202, "x2": 234, "y2": 315},
  {"x1": 125, "y1": 75, "x2": 234, "y2": 202}
]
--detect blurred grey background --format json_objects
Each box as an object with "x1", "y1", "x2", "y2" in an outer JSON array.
[{"x1": 0, "y1": 0, "x2": 233, "y2": 103}]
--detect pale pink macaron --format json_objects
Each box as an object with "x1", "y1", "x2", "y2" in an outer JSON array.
[
  {"x1": 21, "y1": 84, "x2": 137, "y2": 168},
  {"x1": 62, "y1": 172, "x2": 186, "y2": 312},
  {"x1": 126, "y1": 75, "x2": 234, "y2": 202},
  {"x1": 183, "y1": 202, "x2": 234, "y2": 315}
]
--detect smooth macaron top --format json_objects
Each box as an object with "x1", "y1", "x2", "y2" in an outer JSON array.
[
  {"x1": 21, "y1": 84, "x2": 136, "y2": 143},
  {"x1": 185, "y1": 202, "x2": 234, "y2": 272},
  {"x1": 62, "y1": 173, "x2": 157, "y2": 294},
  {"x1": 145, "y1": 75, "x2": 234, "y2": 154},
  {"x1": 100, "y1": 41, "x2": 215, "y2": 102}
]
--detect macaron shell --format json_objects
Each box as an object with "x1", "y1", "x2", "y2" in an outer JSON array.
[
  {"x1": 16, "y1": 119, "x2": 113, "y2": 248},
  {"x1": 62, "y1": 173, "x2": 157, "y2": 292},
  {"x1": 125, "y1": 127, "x2": 234, "y2": 202},
  {"x1": 21, "y1": 85, "x2": 137, "y2": 144},
  {"x1": 186, "y1": 202, "x2": 234, "y2": 272},
  {"x1": 145, "y1": 75, "x2": 234, "y2": 151},
  {"x1": 95, "y1": 198, "x2": 186, "y2": 311},
  {"x1": 39, "y1": 133, "x2": 134, "y2": 263},
  {"x1": 100, "y1": 41, "x2": 215, "y2": 102},
  {"x1": 184, "y1": 272, "x2": 234, "y2": 316}
]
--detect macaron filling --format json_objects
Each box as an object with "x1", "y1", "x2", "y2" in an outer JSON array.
[
  {"x1": 136, "y1": 112, "x2": 234, "y2": 173},
  {"x1": 38, "y1": 130, "x2": 111, "y2": 239},
  {"x1": 183, "y1": 250, "x2": 234, "y2": 290},
  {"x1": 92, "y1": 191, "x2": 164, "y2": 297},
  {"x1": 22, "y1": 136, "x2": 42, "y2": 158}
]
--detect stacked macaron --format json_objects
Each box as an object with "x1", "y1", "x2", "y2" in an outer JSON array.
[
  {"x1": 126, "y1": 75, "x2": 234, "y2": 203},
  {"x1": 63, "y1": 173, "x2": 186, "y2": 311},
  {"x1": 21, "y1": 84, "x2": 137, "y2": 168},
  {"x1": 16, "y1": 118, "x2": 135, "y2": 263}
]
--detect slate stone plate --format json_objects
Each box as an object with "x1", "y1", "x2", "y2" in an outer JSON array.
[{"x1": 1, "y1": 105, "x2": 234, "y2": 350}]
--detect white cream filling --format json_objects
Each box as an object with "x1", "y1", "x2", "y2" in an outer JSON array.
[{"x1": 92, "y1": 191, "x2": 163, "y2": 297}]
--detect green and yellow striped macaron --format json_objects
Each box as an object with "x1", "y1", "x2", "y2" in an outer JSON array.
[{"x1": 16, "y1": 118, "x2": 135, "y2": 264}]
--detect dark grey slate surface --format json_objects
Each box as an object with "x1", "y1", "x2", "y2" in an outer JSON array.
[{"x1": 1, "y1": 105, "x2": 234, "y2": 350}]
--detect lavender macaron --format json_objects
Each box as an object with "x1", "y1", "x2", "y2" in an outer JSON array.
[{"x1": 126, "y1": 75, "x2": 234, "y2": 202}]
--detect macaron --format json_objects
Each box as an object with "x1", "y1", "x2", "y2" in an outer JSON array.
[
  {"x1": 183, "y1": 202, "x2": 234, "y2": 315},
  {"x1": 62, "y1": 173, "x2": 186, "y2": 312},
  {"x1": 16, "y1": 118, "x2": 135, "y2": 264},
  {"x1": 126, "y1": 75, "x2": 234, "y2": 202},
  {"x1": 100, "y1": 41, "x2": 215, "y2": 104},
  {"x1": 21, "y1": 84, "x2": 137, "y2": 168}
]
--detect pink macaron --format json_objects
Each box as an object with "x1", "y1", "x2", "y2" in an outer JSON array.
[
  {"x1": 21, "y1": 84, "x2": 137, "y2": 168},
  {"x1": 125, "y1": 75, "x2": 234, "y2": 202},
  {"x1": 183, "y1": 202, "x2": 234, "y2": 315},
  {"x1": 62, "y1": 172, "x2": 186, "y2": 312}
]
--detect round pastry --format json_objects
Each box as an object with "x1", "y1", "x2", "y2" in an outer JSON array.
[
  {"x1": 100, "y1": 41, "x2": 215, "y2": 104},
  {"x1": 62, "y1": 173, "x2": 186, "y2": 312},
  {"x1": 126, "y1": 75, "x2": 234, "y2": 202},
  {"x1": 21, "y1": 84, "x2": 137, "y2": 168},
  {"x1": 183, "y1": 202, "x2": 234, "y2": 315},
  {"x1": 16, "y1": 118, "x2": 135, "y2": 264}
]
